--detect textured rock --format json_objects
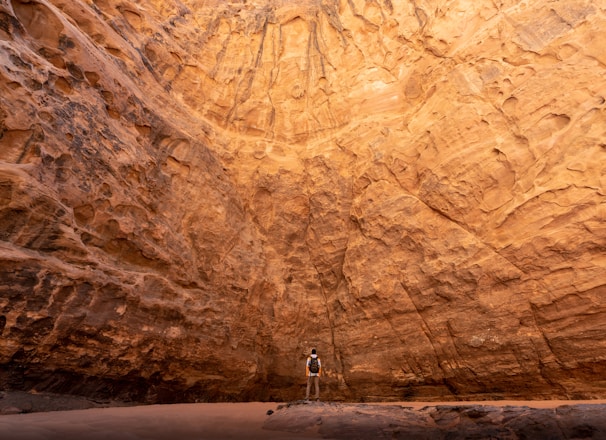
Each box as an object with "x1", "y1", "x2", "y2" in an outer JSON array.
[
  {"x1": 0, "y1": 0, "x2": 605, "y2": 403},
  {"x1": 0, "y1": 390, "x2": 130, "y2": 413},
  {"x1": 264, "y1": 402, "x2": 606, "y2": 440}
]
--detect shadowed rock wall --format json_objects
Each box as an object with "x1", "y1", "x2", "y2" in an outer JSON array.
[{"x1": 0, "y1": 0, "x2": 605, "y2": 403}]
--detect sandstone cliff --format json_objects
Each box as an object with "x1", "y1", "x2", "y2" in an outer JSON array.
[{"x1": 0, "y1": 0, "x2": 605, "y2": 403}]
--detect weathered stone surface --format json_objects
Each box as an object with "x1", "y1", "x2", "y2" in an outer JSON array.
[
  {"x1": 0, "y1": 390, "x2": 131, "y2": 413},
  {"x1": 0, "y1": 0, "x2": 605, "y2": 403},
  {"x1": 264, "y1": 402, "x2": 606, "y2": 440}
]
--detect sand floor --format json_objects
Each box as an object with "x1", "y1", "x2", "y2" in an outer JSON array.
[
  {"x1": 1, "y1": 400, "x2": 605, "y2": 440},
  {"x1": 1, "y1": 402, "x2": 310, "y2": 440}
]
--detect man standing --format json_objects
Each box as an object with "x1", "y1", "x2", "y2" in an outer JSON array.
[{"x1": 305, "y1": 348, "x2": 321, "y2": 401}]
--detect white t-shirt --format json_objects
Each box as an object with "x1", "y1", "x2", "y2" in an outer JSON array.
[{"x1": 307, "y1": 354, "x2": 321, "y2": 376}]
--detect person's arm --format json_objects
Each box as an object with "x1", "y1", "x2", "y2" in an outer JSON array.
[
  {"x1": 305, "y1": 357, "x2": 310, "y2": 376},
  {"x1": 317, "y1": 358, "x2": 321, "y2": 377}
]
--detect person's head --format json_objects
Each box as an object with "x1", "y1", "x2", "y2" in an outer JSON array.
[{"x1": 311, "y1": 348, "x2": 316, "y2": 355}]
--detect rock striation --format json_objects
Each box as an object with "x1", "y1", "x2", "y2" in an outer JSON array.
[{"x1": 0, "y1": 0, "x2": 605, "y2": 403}]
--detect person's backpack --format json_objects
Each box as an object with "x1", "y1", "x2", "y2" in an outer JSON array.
[{"x1": 309, "y1": 357, "x2": 319, "y2": 374}]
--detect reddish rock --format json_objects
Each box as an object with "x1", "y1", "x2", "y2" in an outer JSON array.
[
  {"x1": 264, "y1": 402, "x2": 606, "y2": 440},
  {"x1": 0, "y1": 0, "x2": 605, "y2": 403}
]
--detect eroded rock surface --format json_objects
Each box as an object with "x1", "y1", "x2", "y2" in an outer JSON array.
[
  {"x1": 264, "y1": 402, "x2": 606, "y2": 440},
  {"x1": 0, "y1": 0, "x2": 605, "y2": 402}
]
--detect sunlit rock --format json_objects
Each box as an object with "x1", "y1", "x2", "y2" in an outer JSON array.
[{"x1": 0, "y1": 0, "x2": 605, "y2": 403}]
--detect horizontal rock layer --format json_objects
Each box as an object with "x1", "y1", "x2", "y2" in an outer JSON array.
[{"x1": 0, "y1": 0, "x2": 605, "y2": 402}]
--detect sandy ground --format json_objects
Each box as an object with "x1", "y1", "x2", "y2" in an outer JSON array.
[
  {"x1": 0, "y1": 402, "x2": 300, "y2": 440},
  {"x1": 1, "y1": 399, "x2": 605, "y2": 440}
]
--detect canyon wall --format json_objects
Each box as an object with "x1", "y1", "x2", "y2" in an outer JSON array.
[{"x1": 0, "y1": 0, "x2": 605, "y2": 403}]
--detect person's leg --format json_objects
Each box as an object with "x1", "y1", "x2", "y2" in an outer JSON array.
[
  {"x1": 305, "y1": 376, "x2": 311, "y2": 400},
  {"x1": 314, "y1": 376, "x2": 320, "y2": 400}
]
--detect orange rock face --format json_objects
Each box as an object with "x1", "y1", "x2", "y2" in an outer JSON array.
[{"x1": 0, "y1": 0, "x2": 605, "y2": 403}]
